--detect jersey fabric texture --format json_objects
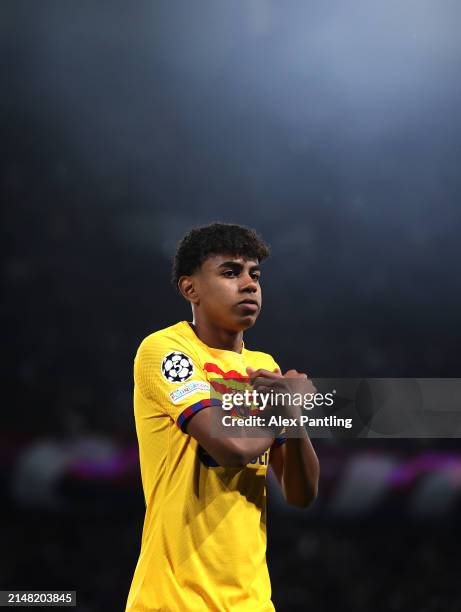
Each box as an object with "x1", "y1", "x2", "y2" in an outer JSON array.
[{"x1": 126, "y1": 321, "x2": 283, "y2": 612}]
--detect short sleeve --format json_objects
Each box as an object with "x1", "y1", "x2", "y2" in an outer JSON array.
[{"x1": 134, "y1": 334, "x2": 220, "y2": 432}]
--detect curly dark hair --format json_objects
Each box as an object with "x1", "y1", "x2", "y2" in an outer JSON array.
[{"x1": 172, "y1": 222, "x2": 270, "y2": 286}]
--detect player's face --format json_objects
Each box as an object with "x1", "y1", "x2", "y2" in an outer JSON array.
[{"x1": 195, "y1": 255, "x2": 262, "y2": 332}]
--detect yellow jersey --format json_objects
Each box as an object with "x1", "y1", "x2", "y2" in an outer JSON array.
[{"x1": 126, "y1": 321, "x2": 283, "y2": 612}]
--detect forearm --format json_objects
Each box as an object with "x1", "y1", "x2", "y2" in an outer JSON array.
[
  {"x1": 282, "y1": 430, "x2": 319, "y2": 507},
  {"x1": 246, "y1": 366, "x2": 320, "y2": 504},
  {"x1": 187, "y1": 405, "x2": 280, "y2": 468},
  {"x1": 230, "y1": 433, "x2": 276, "y2": 466}
]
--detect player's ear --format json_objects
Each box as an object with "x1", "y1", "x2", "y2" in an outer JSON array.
[{"x1": 178, "y1": 275, "x2": 199, "y2": 305}]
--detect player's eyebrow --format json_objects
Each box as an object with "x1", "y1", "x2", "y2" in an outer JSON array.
[{"x1": 217, "y1": 261, "x2": 260, "y2": 272}]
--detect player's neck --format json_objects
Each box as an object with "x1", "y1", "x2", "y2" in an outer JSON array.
[{"x1": 189, "y1": 318, "x2": 243, "y2": 353}]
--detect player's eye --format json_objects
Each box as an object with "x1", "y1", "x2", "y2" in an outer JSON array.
[
  {"x1": 222, "y1": 269, "x2": 238, "y2": 277},
  {"x1": 251, "y1": 273, "x2": 261, "y2": 282}
]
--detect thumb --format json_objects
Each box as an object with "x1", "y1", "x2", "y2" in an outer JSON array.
[{"x1": 246, "y1": 367, "x2": 255, "y2": 375}]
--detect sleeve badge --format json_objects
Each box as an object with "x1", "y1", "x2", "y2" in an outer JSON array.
[{"x1": 161, "y1": 351, "x2": 194, "y2": 383}]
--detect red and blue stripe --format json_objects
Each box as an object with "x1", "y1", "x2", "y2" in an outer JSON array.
[{"x1": 177, "y1": 398, "x2": 222, "y2": 432}]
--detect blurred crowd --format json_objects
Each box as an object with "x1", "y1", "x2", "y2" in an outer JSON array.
[{"x1": 3, "y1": 2, "x2": 461, "y2": 609}]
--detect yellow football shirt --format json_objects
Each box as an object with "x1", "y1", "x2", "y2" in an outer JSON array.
[{"x1": 126, "y1": 321, "x2": 283, "y2": 612}]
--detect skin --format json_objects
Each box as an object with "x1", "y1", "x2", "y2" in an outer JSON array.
[
  {"x1": 178, "y1": 254, "x2": 262, "y2": 352},
  {"x1": 178, "y1": 253, "x2": 319, "y2": 507}
]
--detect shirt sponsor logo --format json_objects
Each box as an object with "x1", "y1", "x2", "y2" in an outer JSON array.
[
  {"x1": 249, "y1": 450, "x2": 269, "y2": 466},
  {"x1": 169, "y1": 380, "x2": 210, "y2": 404}
]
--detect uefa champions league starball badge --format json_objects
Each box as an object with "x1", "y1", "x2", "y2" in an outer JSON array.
[{"x1": 161, "y1": 352, "x2": 194, "y2": 383}]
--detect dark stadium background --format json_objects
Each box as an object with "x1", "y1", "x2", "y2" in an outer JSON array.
[{"x1": 2, "y1": 2, "x2": 461, "y2": 610}]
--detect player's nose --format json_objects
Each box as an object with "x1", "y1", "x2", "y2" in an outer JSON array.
[{"x1": 240, "y1": 274, "x2": 258, "y2": 293}]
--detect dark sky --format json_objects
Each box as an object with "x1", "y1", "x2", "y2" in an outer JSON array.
[{"x1": 2, "y1": 0, "x2": 461, "y2": 433}]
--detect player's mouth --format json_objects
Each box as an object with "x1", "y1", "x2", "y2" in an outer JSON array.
[{"x1": 237, "y1": 298, "x2": 260, "y2": 312}]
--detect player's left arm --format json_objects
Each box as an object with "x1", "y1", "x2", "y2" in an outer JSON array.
[
  {"x1": 269, "y1": 427, "x2": 319, "y2": 508},
  {"x1": 249, "y1": 367, "x2": 320, "y2": 508}
]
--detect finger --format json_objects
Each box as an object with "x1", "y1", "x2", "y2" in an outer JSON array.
[
  {"x1": 284, "y1": 369, "x2": 308, "y2": 379},
  {"x1": 254, "y1": 385, "x2": 271, "y2": 395},
  {"x1": 246, "y1": 367, "x2": 283, "y2": 379},
  {"x1": 252, "y1": 377, "x2": 286, "y2": 391}
]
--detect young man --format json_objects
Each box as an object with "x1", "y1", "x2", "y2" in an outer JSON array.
[{"x1": 126, "y1": 223, "x2": 319, "y2": 611}]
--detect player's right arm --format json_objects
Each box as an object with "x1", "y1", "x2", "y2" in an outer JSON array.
[
  {"x1": 134, "y1": 334, "x2": 277, "y2": 468},
  {"x1": 186, "y1": 408, "x2": 277, "y2": 468}
]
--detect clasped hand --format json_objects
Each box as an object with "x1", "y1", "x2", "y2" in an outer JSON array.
[{"x1": 246, "y1": 367, "x2": 316, "y2": 424}]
